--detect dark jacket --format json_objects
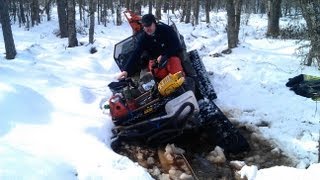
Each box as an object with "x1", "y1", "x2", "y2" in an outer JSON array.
[{"x1": 123, "y1": 23, "x2": 182, "y2": 76}]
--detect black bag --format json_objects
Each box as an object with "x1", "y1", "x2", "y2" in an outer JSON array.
[{"x1": 286, "y1": 74, "x2": 320, "y2": 100}]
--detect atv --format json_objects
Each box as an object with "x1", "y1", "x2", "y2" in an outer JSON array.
[{"x1": 101, "y1": 11, "x2": 249, "y2": 154}]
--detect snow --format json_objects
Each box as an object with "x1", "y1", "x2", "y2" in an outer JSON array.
[
  {"x1": 0, "y1": 9, "x2": 319, "y2": 180},
  {"x1": 239, "y1": 165, "x2": 258, "y2": 180}
]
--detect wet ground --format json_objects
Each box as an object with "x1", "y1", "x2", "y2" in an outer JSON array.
[{"x1": 113, "y1": 122, "x2": 296, "y2": 180}]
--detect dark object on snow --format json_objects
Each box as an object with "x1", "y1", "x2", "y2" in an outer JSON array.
[
  {"x1": 210, "y1": 53, "x2": 223, "y2": 57},
  {"x1": 221, "y1": 48, "x2": 232, "y2": 54},
  {"x1": 286, "y1": 74, "x2": 320, "y2": 101},
  {"x1": 104, "y1": 13, "x2": 248, "y2": 154},
  {"x1": 90, "y1": 47, "x2": 97, "y2": 54}
]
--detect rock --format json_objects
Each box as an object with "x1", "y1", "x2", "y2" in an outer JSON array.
[
  {"x1": 244, "y1": 156, "x2": 255, "y2": 164},
  {"x1": 147, "y1": 157, "x2": 155, "y2": 165},
  {"x1": 252, "y1": 155, "x2": 262, "y2": 164},
  {"x1": 234, "y1": 171, "x2": 247, "y2": 180},
  {"x1": 124, "y1": 144, "x2": 129, "y2": 149},
  {"x1": 180, "y1": 173, "x2": 194, "y2": 180},
  {"x1": 165, "y1": 144, "x2": 173, "y2": 154},
  {"x1": 137, "y1": 160, "x2": 148, "y2": 168},
  {"x1": 165, "y1": 144, "x2": 185, "y2": 154},
  {"x1": 252, "y1": 142, "x2": 260, "y2": 149},
  {"x1": 180, "y1": 164, "x2": 190, "y2": 173},
  {"x1": 159, "y1": 173, "x2": 170, "y2": 180},
  {"x1": 206, "y1": 146, "x2": 226, "y2": 164},
  {"x1": 271, "y1": 147, "x2": 281, "y2": 157},
  {"x1": 149, "y1": 166, "x2": 161, "y2": 177},
  {"x1": 169, "y1": 169, "x2": 183, "y2": 179},
  {"x1": 158, "y1": 149, "x2": 172, "y2": 171},
  {"x1": 250, "y1": 132, "x2": 260, "y2": 142},
  {"x1": 165, "y1": 153, "x2": 174, "y2": 164},
  {"x1": 230, "y1": 160, "x2": 246, "y2": 170},
  {"x1": 136, "y1": 152, "x2": 143, "y2": 160}
]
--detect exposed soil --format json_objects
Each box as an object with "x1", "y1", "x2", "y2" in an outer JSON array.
[{"x1": 113, "y1": 122, "x2": 296, "y2": 180}]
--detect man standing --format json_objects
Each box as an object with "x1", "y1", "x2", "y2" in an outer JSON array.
[{"x1": 117, "y1": 14, "x2": 184, "y2": 80}]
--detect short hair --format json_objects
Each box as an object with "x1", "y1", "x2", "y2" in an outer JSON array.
[{"x1": 141, "y1": 14, "x2": 156, "y2": 27}]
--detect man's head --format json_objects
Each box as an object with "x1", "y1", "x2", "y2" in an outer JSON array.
[{"x1": 141, "y1": 14, "x2": 156, "y2": 35}]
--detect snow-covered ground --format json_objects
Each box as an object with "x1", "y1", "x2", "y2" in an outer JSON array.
[{"x1": 0, "y1": 9, "x2": 319, "y2": 180}]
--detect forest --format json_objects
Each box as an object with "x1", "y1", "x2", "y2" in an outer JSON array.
[{"x1": 0, "y1": 0, "x2": 319, "y2": 67}]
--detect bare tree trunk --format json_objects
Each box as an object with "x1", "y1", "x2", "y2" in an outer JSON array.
[
  {"x1": 79, "y1": 0, "x2": 83, "y2": 21},
  {"x1": 134, "y1": 0, "x2": 141, "y2": 15},
  {"x1": 266, "y1": 0, "x2": 282, "y2": 37},
  {"x1": 300, "y1": 0, "x2": 320, "y2": 66},
  {"x1": 194, "y1": 0, "x2": 200, "y2": 25},
  {"x1": 89, "y1": 0, "x2": 96, "y2": 44},
  {"x1": 0, "y1": 0, "x2": 17, "y2": 59},
  {"x1": 18, "y1": 0, "x2": 26, "y2": 25},
  {"x1": 26, "y1": 11, "x2": 30, "y2": 30},
  {"x1": 155, "y1": 0, "x2": 162, "y2": 19},
  {"x1": 254, "y1": 0, "x2": 258, "y2": 13},
  {"x1": 171, "y1": 0, "x2": 175, "y2": 14},
  {"x1": 45, "y1": 0, "x2": 52, "y2": 21},
  {"x1": 130, "y1": 0, "x2": 135, "y2": 11},
  {"x1": 226, "y1": 0, "x2": 236, "y2": 48},
  {"x1": 234, "y1": 0, "x2": 243, "y2": 43},
  {"x1": 67, "y1": 0, "x2": 78, "y2": 47},
  {"x1": 109, "y1": 0, "x2": 114, "y2": 14},
  {"x1": 205, "y1": 0, "x2": 210, "y2": 23},
  {"x1": 31, "y1": 0, "x2": 40, "y2": 26},
  {"x1": 11, "y1": 1, "x2": 17, "y2": 23},
  {"x1": 259, "y1": 0, "x2": 266, "y2": 14},
  {"x1": 57, "y1": 0, "x2": 68, "y2": 37},
  {"x1": 125, "y1": 0, "x2": 130, "y2": 10},
  {"x1": 163, "y1": 0, "x2": 169, "y2": 13},
  {"x1": 185, "y1": 0, "x2": 191, "y2": 23},
  {"x1": 97, "y1": 0, "x2": 100, "y2": 25},
  {"x1": 103, "y1": 0, "x2": 107, "y2": 26},
  {"x1": 215, "y1": 0, "x2": 224, "y2": 11},
  {"x1": 83, "y1": 0, "x2": 88, "y2": 27},
  {"x1": 180, "y1": 0, "x2": 186, "y2": 22},
  {"x1": 148, "y1": 0, "x2": 152, "y2": 14},
  {"x1": 116, "y1": 1, "x2": 122, "y2": 25}
]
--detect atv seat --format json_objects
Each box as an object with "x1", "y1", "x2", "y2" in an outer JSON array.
[
  {"x1": 108, "y1": 78, "x2": 138, "y2": 93},
  {"x1": 108, "y1": 81, "x2": 129, "y2": 92}
]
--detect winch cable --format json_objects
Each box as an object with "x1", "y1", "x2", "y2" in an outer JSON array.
[{"x1": 179, "y1": 152, "x2": 199, "y2": 180}]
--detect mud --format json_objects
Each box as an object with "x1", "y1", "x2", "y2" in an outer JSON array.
[{"x1": 113, "y1": 122, "x2": 296, "y2": 180}]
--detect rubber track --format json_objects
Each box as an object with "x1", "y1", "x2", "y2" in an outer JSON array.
[{"x1": 188, "y1": 50, "x2": 217, "y2": 101}]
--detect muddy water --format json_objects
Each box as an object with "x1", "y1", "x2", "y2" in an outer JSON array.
[{"x1": 113, "y1": 122, "x2": 296, "y2": 180}]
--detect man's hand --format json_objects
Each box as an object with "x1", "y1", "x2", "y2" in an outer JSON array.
[
  {"x1": 117, "y1": 71, "x2": 128, "y2": 80},
  {"x1": 157, "y1": 55, "x2": 168, "y2": 68},
  {"x1": 157, "y1": 55, "x2": 162, "y2": 63}
]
